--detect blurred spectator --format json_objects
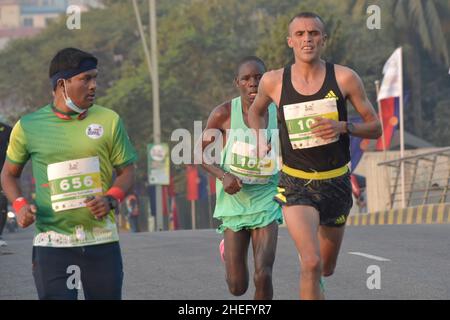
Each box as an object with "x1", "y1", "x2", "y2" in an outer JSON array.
[
  {"x1": 0, "y1": 120, "x2": 12, "y2": 246},
  {"x1": 125, "y1": 193, "x2": 140, "y2": 232}
]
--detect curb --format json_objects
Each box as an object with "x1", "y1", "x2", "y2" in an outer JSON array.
[{"x1": 346, "y1": 203, "x2": 450, "y2": 226}]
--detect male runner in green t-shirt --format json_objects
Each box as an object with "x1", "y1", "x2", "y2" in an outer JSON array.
[
  {"x1": 1, "y1": 48, "x2": 137, "y2": 300},
  {"x1": 198, "y1": 56, "x2": 282, "y2": 299}
]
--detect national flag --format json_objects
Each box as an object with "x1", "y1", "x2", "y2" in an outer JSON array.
[
  {"x1": 349, "y1": 116, "x2": 370, "y2": 172},
  {"x1": 186, "y1": 165, "x2": 199, "y2": 201},
  {"x1": 169, "y1": 197, "x2": 179, "y2": 230},
  {"x1": 208, "y1": 175, "x2": 216, "y2": 195},
  {"x1": 377, "y1": 48, "x2": 402, "y2": 101},
  {"x1": 376, "y1": 97, "x2": 400, "y2": 150},
  {"x1": 198, "y1": 171, "x2": 209, "y2": 200},
  {"x1": 162, "y1": 185, "x2": 169, "y2": 216},
  {"x1": 377, "y1": 47, "x2": 403, "y2": 152},
  {"x1": 168, "y1": 175, "x2": 178, "y2": 230},
  {"x1": 168, "y1": 175, "x2": 176, "y2": 198}
]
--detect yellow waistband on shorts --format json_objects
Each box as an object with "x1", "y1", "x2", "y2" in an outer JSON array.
[{"x1": 282, "y1": 164, "x2": 348, "y2": 180}]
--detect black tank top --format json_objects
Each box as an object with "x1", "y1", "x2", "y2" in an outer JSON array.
[{"x1": 277, "y1": 62, "x2": 350, "y2": 172}]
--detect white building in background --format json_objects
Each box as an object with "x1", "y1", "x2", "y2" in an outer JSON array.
[
  {"x1": 0, "y1": 1, "x2": 21, "y2": 28},
  {"x1": 352, "y1": 130, "x2": 438, "y2": 215},
  {"x1": 0, "y1": 0, "x2": 103, "y2": 49}
]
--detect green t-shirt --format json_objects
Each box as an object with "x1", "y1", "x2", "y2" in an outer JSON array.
[{"x1": 7, "y1": 104, "x2": 137, "y2": 247}]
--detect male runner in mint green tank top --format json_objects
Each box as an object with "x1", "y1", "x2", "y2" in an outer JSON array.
[{"x1": 198, "y1": 57, "x2": 282, "y2": 299}]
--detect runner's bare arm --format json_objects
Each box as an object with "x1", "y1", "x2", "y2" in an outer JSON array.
[
  {"x1": 338, "y1": 66, "x2": 382, "y2": 139},
  {"x1": 113, "y1": 164, "x2": 135, "y2": 195},
  {"x1": 195, "y1": 103, "x2": 229, "y2": 179},
  {"x1": 1, "y1": 161, "x2": 36, "y2": 227},
  {"x1": 195, "y1": 103, "x2": 242, "y2": 194},
  {"x1": 86, "y1": 164, "x2": 135, "y2": 219},
  {"x1": 248, "y1": 72, "x2": 276, "y2": 131},
  {"x1": 311, "y1": 67, "x2": 381, "y2": 140},
  {"x1": 248, "y1": 72, "x2": 277, "y2": 157}
]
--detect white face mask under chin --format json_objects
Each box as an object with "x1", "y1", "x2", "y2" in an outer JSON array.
[{"x1": 62, "y1": 80, "x2": 85, "y2": 114}]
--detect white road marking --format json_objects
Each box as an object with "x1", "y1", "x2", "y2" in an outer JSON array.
[{"x1": 348, "y1": 252, "x2": 391, "y2": 262}]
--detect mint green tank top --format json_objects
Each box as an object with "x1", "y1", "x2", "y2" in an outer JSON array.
[{"x1": 214, "y1": 97, "x2": 280, "y2": 219}]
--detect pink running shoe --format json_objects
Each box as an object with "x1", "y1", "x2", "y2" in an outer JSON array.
[{"x1": 219, "y1": 239, "x2": 225, "y2": 263}]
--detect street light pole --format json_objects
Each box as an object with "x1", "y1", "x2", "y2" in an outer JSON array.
[
  {"x1": 149, "y1": 0, "x2": 164, "y2": 231},
  {"x1": 132, "y1": 0, "x2": 152, "y2": 78},
  {"x1": 132, "y1": 0, "x2": 163, "y2": 231},
  {"x1": 149, "y1": 0, "x2": 160, "y2": 145}
]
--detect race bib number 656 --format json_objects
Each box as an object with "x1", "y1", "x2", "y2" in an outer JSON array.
[{"x1": 48, "y1": 157, "x2": 103, "y2": 212}]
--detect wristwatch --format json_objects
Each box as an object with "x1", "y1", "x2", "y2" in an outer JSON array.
[
  {"x1": 105, "y1": 195, "x2": 119, "y2": 210},
  {"x1": 346, "y1": 122, "x2": 355, "y2": 135}
]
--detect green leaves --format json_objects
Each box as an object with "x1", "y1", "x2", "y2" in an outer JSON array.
[{"x1": 0, "y1": 0, "x2": 449, "y2": 184}]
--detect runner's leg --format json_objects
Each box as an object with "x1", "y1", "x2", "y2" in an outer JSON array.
[
  {"x1": 80, "y1": 242, "x2": 123, "y2": 300},
  {"x1": 317, "y1": 173, "x2": 351, "y2": 277},
  {"x1": 32, "y1": 247, "x2": 79, "y2": 300},
  {"x1": 250, "y1": 221, "x2": 278, "y2": 300},
  {"x1": 283, "y1": 205, "x2": 322, "y2": 300},
  {"x1": 319, "y1": 225, "x2": 345, "y2": 277},
  {"x1": 224, "y1": 228, "x2": 251, "y2": 296}
]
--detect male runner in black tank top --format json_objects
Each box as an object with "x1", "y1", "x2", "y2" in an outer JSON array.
[{"x1": 248, "y1": 12, "x2": 382, "y2": 299}]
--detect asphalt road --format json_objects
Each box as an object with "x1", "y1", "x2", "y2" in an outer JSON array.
[{"x1": 1, "y1": 224, "x2": 449, "y2": 300}]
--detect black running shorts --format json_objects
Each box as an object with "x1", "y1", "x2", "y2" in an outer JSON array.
[{"x1": 274, "y1": 171, "x2": 353, "y2": 227}]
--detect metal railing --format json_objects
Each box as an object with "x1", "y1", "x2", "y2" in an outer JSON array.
[{"x1": 378, "y1": 147, "x2": 450, "y2": 208}]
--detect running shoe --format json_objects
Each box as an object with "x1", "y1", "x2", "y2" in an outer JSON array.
[{"x1": 219, "y1": 239, "x2": 225, "y2": 263}]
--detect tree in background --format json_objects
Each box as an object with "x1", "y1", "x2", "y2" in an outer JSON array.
[
  {"x1": 349, "y1": 0, "x2": 450, "y2": 138},
  {"x1": 0, "y1": 0, "x2": 448, "y2": 191}
]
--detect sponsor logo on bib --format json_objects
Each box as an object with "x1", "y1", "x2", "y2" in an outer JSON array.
[
  {"x1": 305, "y1": 104, "x2": 314, "y2": 112},
  {"x1": 86, "y1": 124, "x2": 104, "y2": 139}
]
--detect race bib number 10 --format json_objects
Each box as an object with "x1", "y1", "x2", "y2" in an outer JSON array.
[
  {"x1": 48, "y1": 157, "x2": 102, "y2": 212},
  {"x1": 283, "y1": 98, "x2": 339, "y2": 150}
]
